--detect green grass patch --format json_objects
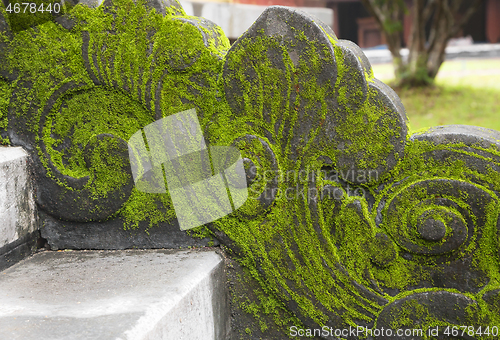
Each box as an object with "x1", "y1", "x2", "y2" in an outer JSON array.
[
  {"x1": 372, "y1": 58, "x2": 500, "y2": 132},
  {"x1": 396, "y1": 85, "x2": 500, "y2": 132}
]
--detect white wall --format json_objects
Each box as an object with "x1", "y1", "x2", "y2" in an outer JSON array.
[{"x1": 179, "y1": 1, "x2": 333, "y2": 39}]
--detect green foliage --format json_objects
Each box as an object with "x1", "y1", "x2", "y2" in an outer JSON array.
[
  {"x1": 0, "y1": 79, "x2": 10, "y2": 145},
  {"x1": 398, "y1": 64, "x2": 434, "y2": 87},
  {"x1": 382, "y1": 17, "x2": 403, "y2": 34},
  {"x1": 370, "y1": 0, "x2": 406, "y2": 34},
  {"x1": 398, "y1": 85, "x2": 500, "y2": 132}
]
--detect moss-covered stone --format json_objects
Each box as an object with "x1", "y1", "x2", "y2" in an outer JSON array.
[{"x1": 1, "y1": 1, "x2": 500, "y2": 338}]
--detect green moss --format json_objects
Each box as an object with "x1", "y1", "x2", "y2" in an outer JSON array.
[
  {"x1": 2, "y1": 0, "x2": 228, "y2": 229},
  {"x1": 186, "y1": 224, "x2": 215, "y2": 245},
  {"x1": 212, "y1": 21, "x2": 500, "y2": 334},
  {"x1": 43, "y1": 86, "x2": 152, "y2": 180},
  {"x1": 0, "y1": 79, "x2": 11, "y2": 145},
  {"x1": 210, "y1": 19, "x2": 405, "y2": 329}
]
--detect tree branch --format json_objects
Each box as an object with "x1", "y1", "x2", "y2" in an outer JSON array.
[
  {"x1": 441, "y1": 0, "x2": 455, "y2": 32},
  {"x1": 427, "y1": 0, "x2": 445, "y2": 51},
  {"x1": 408, "y1": 0, "x2": 426, "y2": 53},
  {"x1": 360, "y1": 0, "x2": 387, "y2": 26},
  {"x1": 422, "y1": 0, "x2": 437, "y2": 23},
  {"x1": 360, "y1": 0, "x2": 403, "y2": 58},
  {"x1": 450, "y1": 0, "x2": 463, "y2": 13},
  {"x1": 450, "y1": 0, "x2": 484, "y2": 37}
]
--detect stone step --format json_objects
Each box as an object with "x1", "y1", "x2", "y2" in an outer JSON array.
[
  {"x1": 0, "y1": 249, "x2": 230, "y2": 340},
  {"x1": 0, "y1": 146, "x2": 39, "y2": 271}
]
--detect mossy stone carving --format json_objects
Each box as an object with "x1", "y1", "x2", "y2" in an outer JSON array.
[
  {"x1": 1, "y1": 0, "x2": 500, "y2": 338},
  {"x1": 0, "y1": 0, "x2": 225, "y2": 248}
]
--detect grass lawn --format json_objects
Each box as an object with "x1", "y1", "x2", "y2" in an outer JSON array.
[{"x1": 371, "y1": 58, "x2": 500, "y2": 133}]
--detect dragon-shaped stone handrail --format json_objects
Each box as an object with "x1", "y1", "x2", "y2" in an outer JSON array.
[{"x1": 1, "y1": 0, "x2": 500, "y2": 338}]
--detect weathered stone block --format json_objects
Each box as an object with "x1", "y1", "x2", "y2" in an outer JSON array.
[
  {"x1": 0, "y1": 249, "x2": 230, "y2": 340},
  {"x1": 0, "y1": 146, "x2": 38, "y2": 270}
]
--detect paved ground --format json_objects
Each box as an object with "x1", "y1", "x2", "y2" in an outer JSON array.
[
  {"x1": 371, "y1": 57, "x2": 500, "y2": 84},
  {"x1": 363, "y1": 43, "x2": 500, "y2": 64}
]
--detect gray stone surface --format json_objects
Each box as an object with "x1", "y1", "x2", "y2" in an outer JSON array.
[
  {"x1": 0, "y1": 147, "x2": 38, "y2": 269},
  {"x1": 410, "y1": 124, "x2": 500, "y2": 148},
  {"x1": 222, "y1": 6, "x2": 408, "y2": 188},
  {"x1": 0, "y1": 146, "x2": 37, "y2": 248},
  {"x1": 39, "y1": 210, "x2": 219, "y2": 251},
  {"x1": 0, "y1": 249, "x2": 230, "y2": 340}
]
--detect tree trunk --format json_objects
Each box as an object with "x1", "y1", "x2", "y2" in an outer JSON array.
[
  {"x1": 402, "y1": 0, "x2": 430, "y2": 86},
  {"x1": 361, "y1": 0, "x2": 484, "y2": 87},
  {"x1": 360, "y1": 0, "x2": 405, "y2": 78}
]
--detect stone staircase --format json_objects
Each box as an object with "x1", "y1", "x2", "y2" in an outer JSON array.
[{"x1": 0, "y1": 147, "x2": 230, "y2": 340}]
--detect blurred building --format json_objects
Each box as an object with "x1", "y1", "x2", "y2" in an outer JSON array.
[
  {"x1": 182, "y1": 0, "x2": 500, "y2": 47},
  {"x1": 318, "y1": 0, "x2": 500, "y2": 47},
  {"x1": 178, "y1": 0, "x2": 333, "y2": 42}
]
